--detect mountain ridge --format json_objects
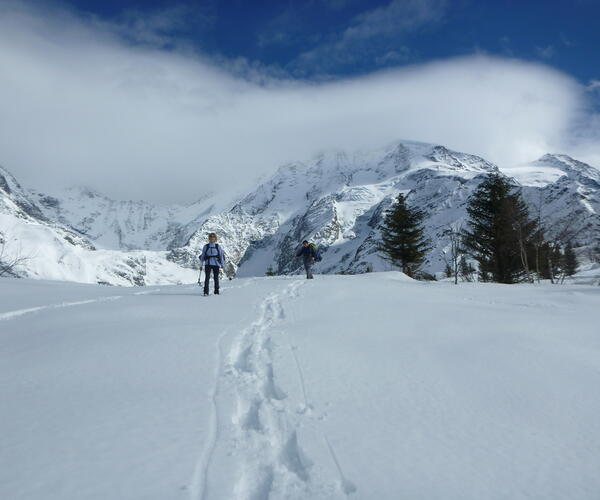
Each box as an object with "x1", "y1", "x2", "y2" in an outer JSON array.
[{"x1": 1, "y1": 141, "x2": 599, "y2": 285}]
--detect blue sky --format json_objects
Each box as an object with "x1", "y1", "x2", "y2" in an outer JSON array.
[{"x1": 59, "y1": 0, "x2": 599, "y2": 83}]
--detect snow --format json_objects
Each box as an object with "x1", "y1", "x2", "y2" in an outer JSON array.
[
  {"x1": 0, "y1": 213, "x2": 197, "y2": 286},
  {"x1": 29, "y1": 184, "x2": 243, "y2": 253},
  {"x1": 4, "y1": 142, "x2": 600, "y2": 284},
  {"x1": 502, "y1": 165, "x2": 566, "y2": 187},
  {"x1": 2, "y1": 273, "x2": 600, "y2": 499}
]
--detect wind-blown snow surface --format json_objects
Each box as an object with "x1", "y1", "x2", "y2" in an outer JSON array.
[{"x1": 2, "y1": 273, "x2": 599, "y2": 500}]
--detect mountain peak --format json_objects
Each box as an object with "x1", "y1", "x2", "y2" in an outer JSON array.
[
  {"x1": 0, "y1": 164, "x2": 22, "y2": 196},
  {"x1": 534, "y1": 153, "x2": 600, "y2": 184}
]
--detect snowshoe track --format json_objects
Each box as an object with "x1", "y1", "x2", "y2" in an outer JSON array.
[
  {"x1": 191, "y1": 279, "x2": 355, "y2": 499},
  {"x1": 223, "y1": 280, "x2": 353, "y2": 499}
]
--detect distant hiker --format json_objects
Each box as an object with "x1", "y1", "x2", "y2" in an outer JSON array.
[
  {"x1": 295, "y1": 240, "x2": 321, "y2": 279},
  {"x1": 199, "y1": 233, "x2": 225, "y2": 296}
]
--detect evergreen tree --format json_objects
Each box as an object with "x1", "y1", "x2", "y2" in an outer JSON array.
[
  {"x1": 550, "y1": 243, "x2": 563, "y2": 283},
  {"x1": 378, "y1": 193, "x2": 430, "y2": 277},
  {"x1": 563, "y1": 243, "x2": 578, "y2": 277},
  {"x1": 444, "y1": 263, "x2": 453, "y2": 278},
  {"x1": 458, "y1": 255, "x2": 476, "y2": 282},
  {"x1": 537, "y1": 241, "x2": 554, "y2": 280},
  {"x1": 594, "y1": 244, "x2": 600, "y2": 264},
  {"x1": 462, "y1": 174, "x2": 540, "y2": 283}
]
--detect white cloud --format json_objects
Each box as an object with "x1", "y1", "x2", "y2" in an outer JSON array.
[
  {"x1": 375, "y1": 48, "x2": 412, "y2": 66},
  {"x1": 559, "y1": 32, "x2": 574, "y2": 48},
  {"x1": 292, "y1": 0, "x2": 446, "y2": 74},
  {"x1": 0, "y1": 1, "x2": 598, "y2": 203},
  {"x1": 343, "y1": 0, "x2": 447, "y2": 41},
  {"x1": 535, "y1": 45, "x2": 555, "y2": 60},
  {"x1": 94, "y1": 4, "x2": 216, "y2": 49}
]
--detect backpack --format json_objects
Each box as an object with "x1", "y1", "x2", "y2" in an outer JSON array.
[
  {"x1": 202, "y1": 243, "x2": 222, "y2": 264},
  {"x1": 310, "y1": 243, "x2": 322, "y2": 262}
]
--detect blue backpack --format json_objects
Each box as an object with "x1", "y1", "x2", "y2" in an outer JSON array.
[{"x1": 310, "y1": 243, "x2": 322, "y2": 262}]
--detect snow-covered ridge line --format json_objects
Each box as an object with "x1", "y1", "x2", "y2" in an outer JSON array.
[
  {"x1": 169, "y1": 142, "x2": 600, "y2": 278},
  {"x1": 2, "y1": 140, "x2": 600, "y2": 284}
]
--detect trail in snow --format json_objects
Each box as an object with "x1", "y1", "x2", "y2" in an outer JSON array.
[
  {"x1": 205, "y1": 279, "x2": 355, "y2": 500},
  {"x1": 188, "y1": 276, "x2": 263, "y2": 500},
  {"x1": 0, "y1": 295, "x2": 124, "y2": 321},
  {"x1": 324, "y1": 436, "x2": 357, "y2": 497},
  {"x1": 4, "y1": 275, "x2": 599, "y2": 500},
  {"x1": 230, "y1": 281, "x2": 310, "y2": 499},
  {"x1": 189, "y1": 323, "x2": 228, "y2": 500},
  {"x1": 0, "y1": 287, "x2": 167, "y2": 322}
]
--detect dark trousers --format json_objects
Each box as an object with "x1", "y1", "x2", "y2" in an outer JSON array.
[
  {"x1": 303, "y1": 259, "x2": 314, "y2": 279},
  {"x1": 204, "y1": 265, "x2": 220, "y2": 294}
]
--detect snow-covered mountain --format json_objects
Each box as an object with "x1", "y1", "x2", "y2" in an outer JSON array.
[
  {"x1": 2, "y1": 140, "x2": 599, "y2": 285},
  {"x1": 506, "y1": 154, "x2": 600, "y2": 254},
  {"x1": 1, "y1": 165, "x2": 196, "y2": 286},
  {"x1": 169, "y1": 142, "x2": 600, "y2": 278},
  {"x1": 28, "y1": 186, "x2": 231, "y2": 252}
]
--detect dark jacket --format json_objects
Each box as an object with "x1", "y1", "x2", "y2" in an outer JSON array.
[{"x1": 296, "y1": 245, "x2": 315, "y2": 261}]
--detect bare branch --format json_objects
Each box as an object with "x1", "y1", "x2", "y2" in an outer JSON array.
[{"x1": 0, "y1": 233, "x2": 31, "y2": 277}]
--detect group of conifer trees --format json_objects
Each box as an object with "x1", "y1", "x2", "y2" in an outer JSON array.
[{"x1": 379, "y1": 174, "x2": 579, "y2": 283}]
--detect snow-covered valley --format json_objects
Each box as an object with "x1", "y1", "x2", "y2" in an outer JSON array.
[{"x1": 2, "y1": 273, "x2": 599, "y2": 499}]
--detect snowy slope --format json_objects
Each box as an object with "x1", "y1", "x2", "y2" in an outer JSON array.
[
  {"x1": 515, "y1": 154, "x2": 600, "y2": 251},
  {"x1": 1, "y1": 166, "x2": 196, "y2": 285},
  {"x1": 0, "y1": 212, "x2": 196, "y2": 285},
  {"x1": 29, "y1": 186, "x2": 233, "y2": 252},
  {"x1": 2, "y1": 274, "x2": 600, "y2": 499},
  {"x1": 169, "y1": 143, "x2": 600, "y2": 278},
  {"x1": 30, "y1": 186, "x2": 186, "y2": 250},
  {"x1": 1, "y1": 165, "x2": 50, "y2": 222},
  {"x1": 170, "y1": 142, "x2": 502, "y2": 277}
]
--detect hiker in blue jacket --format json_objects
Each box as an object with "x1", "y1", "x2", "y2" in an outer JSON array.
[
  {"x1": 295, "y1": 240, "x2": 318, "y2": 279},
  {"x1": 199, "y1": 233, "x2": 225, "y2": 296}
]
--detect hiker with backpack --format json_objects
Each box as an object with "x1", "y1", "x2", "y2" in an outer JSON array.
[
  {"x1": 295, "y1": 240, "x2": 321, "y2": 279},
  {"x1": 199, "y1": 233, "x2": 225, "y2": 296}
]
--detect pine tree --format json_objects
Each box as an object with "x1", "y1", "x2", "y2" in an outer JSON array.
[
  {"x1": 594, "y1": 244, "x2": 600, "y2": 264},
  {"x1": 537, "y1": 241, "x2": 554, "y2": 280},
  {"x1": 458, "y1": 255, "x2": 476, "y2": 282},
  {"x1": 462, "y1": 174, "x2": 540, "y2": 284},
  {"x1": 550, "y1": 243, "x2": 563, "y2": 283},
  {"x1": 563, "y1": 243, "x2": 578, "y2": 277},
  {"x1": 444, "y1": 263, "x2": 453, "y2": 278},
  {"x1": 378, "y1": 193, "x2": 430, "y2": 277}
]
